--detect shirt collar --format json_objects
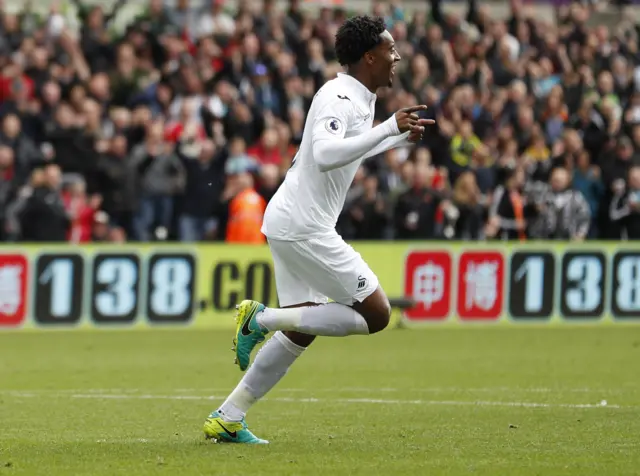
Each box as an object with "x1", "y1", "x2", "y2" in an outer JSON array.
[{"x1": 337, "y1": 72, "x2": 377, "y2": 103}]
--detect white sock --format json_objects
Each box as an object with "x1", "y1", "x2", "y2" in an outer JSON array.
[
  {"x1": 217, "y1": 331, "x2": 305, "y2": 422},
  {"x1": 256, "y1": 302, "x2": 369, "y2": 337}
]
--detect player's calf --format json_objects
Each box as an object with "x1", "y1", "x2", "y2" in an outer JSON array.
[
  {"x1": 283, "y1": 330, "x2": 316, "y2": 347},
  {"x1": 252, "y1": 288, "x2": 391, "y2": 338},
  {"x1": 282, "y1": 302, "x2": 320, "y2": 348}
]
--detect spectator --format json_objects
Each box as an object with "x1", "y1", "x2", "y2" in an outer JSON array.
[
  {"x1": 133, "y1": 0, "x2": 171, "y2": 37},
  {"x1": 131, "y1": 121, "x2": 186, "y2": 241},
  {"x1": 400, "y1": 54, "x2": 431, "y2": 96},
  {"x1": 0, "y1": 58, "x2": 34, "y2": 107},
  {"x1": 447, "y1": 171, "x2": 484, "y2": 240},
  {"x1": 221, "y1": 98, "x2": 263, "y2": 146},
  {"x1": 0, "y1": 113, "x2": 42, "y2": 186},
  {"x1": 35, "y1": 81, "x2": 62, "y2": 135},
  {"x1": 523, "y1": 128, "x2": 551, "y2": 165},
  {"x1": 473, "y1": 151, "x2": 497, "y2": 196},
  {"x1": 95, "y1": 135, "x2": 137, "y2": 238},
  {"x1": 487, "y1": 166, "x2": 531, "y2": 241},
  {"x1": 350, "y1": 174, "x2": 389, "y2": 240},
  {"x1": 449, "y1": 120, "x2": 487, "y2": 181},
  {"x1": 379, "y1": 148, "x2": 410, "y2": 198},
  {"x1": 541, "y1": 87, "x2": 569, "y2": 145},
  {"x1": 600, "y1": 135, "x2": 636, "y2": 237},
  {"x1": 74, "y1": 0, "x2": 125, "y2": 73},
  {"x1": 257, "y1": 163, "x2": 282, "y2": 204},
  {"x1": 534, "y1": 167, "x2": 591, "y2": 240},
  {"x1": 5, "y1": 168, "x2": 41, "y2": 240},
  {"x1": 572, "y1": 150, "x2": 604, "y2": 237},
  {"x1": 225, "y1": 136, "x2": 258, "y2": 175},
  {"x1": 110, "y1": 42, "x2": 149, "y2": 107},
  {"x1": 247, "y1": 127, "x2": 283, "y2": 166},
  {"x1": 394, "y1": 164, "x2": 442, "y2": 239},
  {"x1": 274, "y1": 120, "x2": 298, "y2": 169},
  {"x1": 62, "y1": 178, "x2": 102, "y2": 244},
  {"x1": 167, "y1": 0, "x2": 199, "y2": 35},
  {"x1": 18, "y1": 164, "x2": 69, "y2": 241},
  {"x1": 610, "y1": 165, "x2": 640, "y2": 239},
  {"x1": 46, "y1": 103, "x2": 97, "y2": 186},
  {"x1": 196, "y1": 0, "x2": 236, "y2": 39},
  {"x1": 177, "y1": 137, "x2": 224, "y2": 241},
  {"x1": 0, "y1": 145, "x2": 15, "y2": 239},
  {"x1": 224, "y1": 168, "x2": 266, "y2": 244},
  {"x1": 164, "y1": 97, "x2": 206, "y2": 143}
]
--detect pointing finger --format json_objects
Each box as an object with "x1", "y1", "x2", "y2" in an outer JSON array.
[
  {"x1": 417, "y1": 119, "x2": 436, "y2": 125},
  {"x1": 402, "y1": 105, "x2": 429, "y2": 113}
]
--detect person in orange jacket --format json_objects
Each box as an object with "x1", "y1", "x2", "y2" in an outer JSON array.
[{"x1": 224, "y1": 167, "x2": 266, "y2": 244}]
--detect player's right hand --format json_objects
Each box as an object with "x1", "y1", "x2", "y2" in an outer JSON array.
[{"x1": 394, "y1": 106, "x2": 432, "y2": 133}]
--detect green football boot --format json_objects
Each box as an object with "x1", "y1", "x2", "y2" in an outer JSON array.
[
  {"x1": 232, "y1": 300, "x2": 269, "y2": 371},
  {"x1": 203, "y1": 411, "x2": 268, "y2": 444}
]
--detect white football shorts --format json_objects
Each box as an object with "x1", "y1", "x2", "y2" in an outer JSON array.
[{"x1": 267, "y1": 234, "x2": 379, "y2": 307}]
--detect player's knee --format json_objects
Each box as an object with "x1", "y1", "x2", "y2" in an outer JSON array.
[{"x1": 365, "y1": 300, "x2": 391, "y2": 334}]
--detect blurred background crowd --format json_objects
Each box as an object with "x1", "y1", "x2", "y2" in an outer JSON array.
[{"x1": 0, "y1": 0, "x2": 639, "y2": 243}]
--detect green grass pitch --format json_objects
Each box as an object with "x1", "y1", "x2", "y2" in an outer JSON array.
[{"x1": 1, "y1": 326, "x2": 640, "y2": 475}]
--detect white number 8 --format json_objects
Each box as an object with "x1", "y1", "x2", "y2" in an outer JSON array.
[
  {"x1": 150, "y1": 258, "x2": 192, "y2": 316},
  {"x1": 616, "y1": 257, "x2": 640, "y2": 312}
]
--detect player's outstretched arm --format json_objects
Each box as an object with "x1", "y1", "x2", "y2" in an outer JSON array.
[
  {"x1": 360, "y1": 132, "x2": 410, "y2": 160},
  {"x1": 361, "y1": 118, "x2": 435, "y2": 160},
  {"x1": 313, "y1": 105, "x2": 428, "y2": 172}
]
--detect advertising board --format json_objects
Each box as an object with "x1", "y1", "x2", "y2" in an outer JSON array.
[{"x1": 0, "y1": 243, "x2": 638, "y2": 329}]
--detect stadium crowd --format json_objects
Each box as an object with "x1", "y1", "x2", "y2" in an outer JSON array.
[{"x1": 0, "y1": 0, "x2": 639, "y2": 243}]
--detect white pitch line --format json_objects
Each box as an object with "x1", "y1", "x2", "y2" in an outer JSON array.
[
  {"x1": 66, "y1": 394, "x2": 626, "y2": 409},
  {"x1": 183, "y1": 386, "x2": 628, "y2": 394},
  {"x1": 95, "y1": 438, "x2": 151, "y2": 444},
  {"x1": 3, "y1": 391, "x2": 623, "y2": 409},
  {"x1": 1, "y1": 386, "x2": 627, "y2": 395}
]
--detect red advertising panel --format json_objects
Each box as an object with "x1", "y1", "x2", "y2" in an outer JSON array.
[
  {"x1": 0, "y1": 254, "x2": 28, "y2": 327},
  {"x1": 404, "y1": 251, "x2": 452, "y2": 320},
  {"x1": 457, "y1": 251, "x2": 504, "y2": 320}
]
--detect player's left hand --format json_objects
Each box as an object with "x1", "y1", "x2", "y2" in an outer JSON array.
[{"x1": 408, "y1": 119, "x2": 435, "y2": 143}]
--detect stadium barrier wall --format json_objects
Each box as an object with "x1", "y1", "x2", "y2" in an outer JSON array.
[{"x1": 0, "y1": 242, "x2": 639, "y2": 330}]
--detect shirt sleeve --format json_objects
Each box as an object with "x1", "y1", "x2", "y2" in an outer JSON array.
[
  {"x1": 311, "y1": 97, "x2": 401, "y2": 172},
  {"x1": 361, "y1": 132, "x2": 411, "y2": 160}
]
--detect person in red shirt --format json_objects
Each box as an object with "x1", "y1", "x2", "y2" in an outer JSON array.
[
  {"x1": 62, "y1": 179, "x2": 103, "y2": 243},
  {"x1": 247, "y1": 127, "x2": 283, "y2": 166},
  {"x1": 0, "y1": 64, "x2": 34, "y2": 103},
  {"x1": 164, "y1": 97, "x2": 206, "y2": 143}
]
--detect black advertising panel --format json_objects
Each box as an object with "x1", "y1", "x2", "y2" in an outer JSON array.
[
  {"x1": 508, "y1": 251, "x2": 555, "y2": 320},
  {"x1": 34, "y1": 254, "x2": 84, "y2": 325},
  {"x1": 559, "y1": 252, "x2": 606, "y2": 320},
  {"x1": 146, "y1": 253, "x2": 196, "y2": 323},
  {"x1": 90, "y1": 254, "x2": 140, "y2": 324},
  {"x1": 611, "y1": 251, "x2": 640, "y2": 319}
]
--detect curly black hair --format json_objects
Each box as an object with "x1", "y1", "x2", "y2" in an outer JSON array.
[{"x1": 335, "y1": 15, "x2": 386, "y2": 67}]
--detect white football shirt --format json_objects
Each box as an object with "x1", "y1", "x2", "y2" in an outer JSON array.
[{"x1": 261, "y1": 73, "x2": 409, "y2": 241}]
